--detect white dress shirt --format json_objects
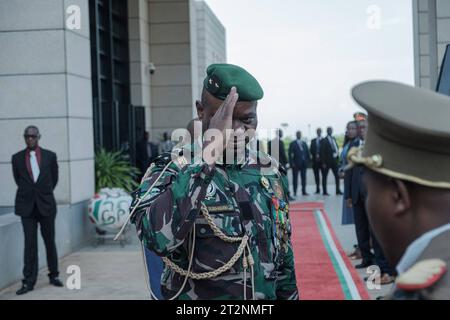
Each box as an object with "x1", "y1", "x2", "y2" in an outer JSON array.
[
  {"x1": 29, "y1": 150, "x2": 40, "y2": 183},
  {"x1": 328, "y1": 136, "x2": 339, "y2": 158}
]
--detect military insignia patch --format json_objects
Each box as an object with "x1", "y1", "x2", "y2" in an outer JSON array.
[
  {"x1": 207, "y1": 75, "x2": 221, "y2": 94},
  {"x1": 260, "y1": 177, "x2": 270, "y2": 190},
  {"x1": 206, "y1": 204, "x2": 235, "y2": 213},
  {"x1": 206, "y1": 183, "x2": 217, "y2": 200}
]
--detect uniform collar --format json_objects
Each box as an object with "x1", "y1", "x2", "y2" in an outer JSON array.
[{"x1": 396, "y1": 223, "x2": 450, "y2": 274}]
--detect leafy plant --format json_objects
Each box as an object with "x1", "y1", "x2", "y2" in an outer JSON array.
[{"x1": 94, "y1": 149, "x2": 140, "y2": 192}]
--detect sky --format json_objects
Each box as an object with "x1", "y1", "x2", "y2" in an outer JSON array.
[{"x1": 203, "y1": 0, "x2": 414, "y2": 140}]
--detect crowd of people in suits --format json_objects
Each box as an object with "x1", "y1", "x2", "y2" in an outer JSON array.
[
  {"x1": 269, "y1": 126, "x2": 343, "y2": 199},
  {"x1": 269, "y1": 112, "x2": 396, "y2": 286}
]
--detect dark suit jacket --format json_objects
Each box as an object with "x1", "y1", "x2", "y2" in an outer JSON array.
[
  {"x1": 310, "y1": 138, "x2": 322, "y2": 163},
  {"x1": 268, "y1": 138, "x2": 288, "y2": 167},
  {"x1": 136, "y1": 140, "x2": 159, "y2": 174},
  {"x1": 12, "y1": 148, "x2": 58, "y2": 217},
  {"x1": 344, "y1": 139, "x2": 366, "y2": 204},
  {"x1": 320, "y1": 135, "x2": 339, "y2": 166},
  {"x1": 288, "y1": 140, "x2": 310, "y2": 168}
]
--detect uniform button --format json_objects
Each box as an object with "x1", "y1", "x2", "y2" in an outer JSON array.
[{"x1": 200, "y1": 228, "x2": 207, "y2": 234}]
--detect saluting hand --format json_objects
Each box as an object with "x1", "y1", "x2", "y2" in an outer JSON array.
[{"x1": 203, "y1": 87, "x2": 239, "y2": 165}]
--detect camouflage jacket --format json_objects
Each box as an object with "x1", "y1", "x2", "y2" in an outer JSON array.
[{"x1": 130, "y1": 149, "x2": 299, "y2": 300}]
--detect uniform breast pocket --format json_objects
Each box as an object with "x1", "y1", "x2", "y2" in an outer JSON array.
[{"x1": 192, "y1": 212, "x2": 244, "y2": 275}]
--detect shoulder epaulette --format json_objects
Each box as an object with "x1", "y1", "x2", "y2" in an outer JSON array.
[{"x1": 396, "y1": 259, "x2": 447, "y2": 291}]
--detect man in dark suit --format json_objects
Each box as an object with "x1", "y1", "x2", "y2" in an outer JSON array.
[
  {"x1": 136, "y1": 131, "x2": 159, "y2": 179},
  {"x1": 344, "y1": 120, "x2": 394, "y2": 283},
  {"x1": 12, "y1": 126, "x2": 63, "y2": 295},
  {"x1": 268, "y1": 129, "x2": 294, "y2": 201},
  {"x1": 309, "y1": 128, "x2": 323, "y2": 194},
  {"x1": 320, "y1": 127, "x2": 343, "y2": 195},
  {"x1": 289, "y1": 131, "x2": 311, "y2": 196},
  {"x1": 344, "y1": 124, "x2": 371, "y2": 267},
  {"x1": 268, "y1": 129, "x2": 288, "y2": 169}
]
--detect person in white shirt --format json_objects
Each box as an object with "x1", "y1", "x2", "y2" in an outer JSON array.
[{"x1": 12, "y1": 126, "x2": 63, "y2": 295}]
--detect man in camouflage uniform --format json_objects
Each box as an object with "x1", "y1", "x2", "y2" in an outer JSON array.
[{"x1": 130, "y1": 64, "x2": 299, "y2": 300}]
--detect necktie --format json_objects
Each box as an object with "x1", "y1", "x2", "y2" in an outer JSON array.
[
  {"x1": 297, "y1": 140, "x2": 306, "y2": 162},
  {"x1": 329, "y1": 137, "x2": 338, "y2": 157},
  {"x1": 297, "y1": 140, "x2": 303, "y2": 152},
  {"x1": 30, "y1": 151, "x2": 40, "y2": 183}
]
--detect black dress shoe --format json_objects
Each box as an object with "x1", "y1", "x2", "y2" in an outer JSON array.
[
  {"x1": 288, "y1": 196, "x2": 295, "y2": 201},
  {"x1": 16, "y1": 284, "x2": 33, "y2": 295},
  {"x1": 302, "y1": 192, "x2": 309, "y2": 196},
  {"x1": 336, "y1": 191, "x2": 343, "y2": 195},
  {"x1": 315, "y1": 190, "x2": 320, "y2": 194},
  {"x1": 49, "y1": 278, "x2": 64, "y2": 287},
  {"x1": 355, "y1": 260, "x2": 373, "y2": 269},
  {"x1": 323, "y1": 193, "x2": 330, "y2": 196}
]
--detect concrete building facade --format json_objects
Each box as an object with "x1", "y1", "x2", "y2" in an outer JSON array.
[
  {"x1": 413, "y1": 0, "x2": 450, "y2": 89},
  {"x1": 0, "y1": 0, "x2": 225, "y2": 290},
  {"x1": 0, "y1": 0, "x2": 95, "y2": 290},
  {"x1": 195, "y1": 0, "x2": 226, "y2": 99}
]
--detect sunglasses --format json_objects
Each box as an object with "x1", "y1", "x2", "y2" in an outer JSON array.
[{"x1": 24, "y1": 135, "x2": 38, "y2": 139}]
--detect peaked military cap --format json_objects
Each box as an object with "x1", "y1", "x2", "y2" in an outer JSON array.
[
  {"x1": 353, "y1": 112, "x2": 367, "y2": 121},
  {"x1": 347, "y1": 81, "x2": 450, "y2": 189},
  {"x1": 203, "y1": 63, "x2": 264, "y2": 101}
]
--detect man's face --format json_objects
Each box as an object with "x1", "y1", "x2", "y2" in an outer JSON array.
[
  {"x1": 347, "y1": 123, "x2": 358, "y2": 139},
  {"x1": 317, "y1": 128, "x2": 322, "y2": 137},
  {"x1": 278, "y1": 129, "x2": 283, "y2": 139},
  {"x1": 24, "y1": 127, "x2": 40, "y2": 150},
  {"x1": 327, "y1": 127, "x2": 333, "y2": 136},
  {"x1": 296, "y1": 131, "x2": 302, "y2": 140},
  {"x1": 363, "y1": 170, "x2": 409, "y2": 266},
  {"x1": 196, "y1": 91, "x2": 258, "y2": 148},
  {"x1": 358, "y1": 121, "x2": 367, "y2": 139}
]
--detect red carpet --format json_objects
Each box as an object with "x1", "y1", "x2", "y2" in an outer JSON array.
[{"x1": 290, "y1": 202, "x2": 370, "y2": 300}]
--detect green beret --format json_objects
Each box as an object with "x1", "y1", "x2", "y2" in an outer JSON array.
[
  {"x1": 203, "y1": 63, "x2": 264, "y2": 101},
  {"x1": 348, "y1": 80, "x2": 450, "y2": 189}
]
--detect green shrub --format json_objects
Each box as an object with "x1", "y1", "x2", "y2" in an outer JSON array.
[{"x1": 94, "y1": 149, "x2": 140, "y2": 192}]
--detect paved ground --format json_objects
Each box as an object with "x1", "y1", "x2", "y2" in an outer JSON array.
[
  {"x1": 0, "y1": 234, "x2": 149, "y2": 300},
  {"x1": 0, "y1": 170, "x2": 394, "y2": 300}
]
